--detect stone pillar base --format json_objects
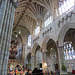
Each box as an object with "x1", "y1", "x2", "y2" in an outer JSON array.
[
  {"x1": 31, "y1": 55, "x2": 36, "y2": 71},
  {"x1": 42, "y1": 51, "x2": 47, "y2": 72}
]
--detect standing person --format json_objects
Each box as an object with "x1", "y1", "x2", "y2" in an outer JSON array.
[
  {"x1": 47, "y1": 70, "x2": 50, "y2": 75},
  {"x1": 25, "y1": 69, "x2": 29, "y2": 75},
  {"x1": 56, "y1": 70, "x2": 58, "y2": 75},
  {"x1": 14, "y1": 68, "x2": 16, "y2": 75},
  {"x1": 14, "y1": 73, "x2": 16, "y2": 75},
  {"x1": 51, "y1": 71, "x2": 53, "y2": 75}
]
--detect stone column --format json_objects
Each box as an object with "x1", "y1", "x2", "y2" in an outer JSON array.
[
  {"x1": 0, "y1": 0, "x2": 9, "y2": 74},
  {"x1": 42, "y1": 51, "x2": 47, "y2": 71},
  {"x1": 9, "y1": 3, "x2": 15, "y2": 42},
  {"x1": 1, "y1": 1, "x2": 12, "y2": 75},
  {"x1": 31, "y1": 55, "x2": 36, "y2": 70},
  {"x1": 0, "y1": 0, "x2": 16, "y2": 75},
  {"x1": 0, "y1": 0, "x2": 8, "y2": 35},
  {"x1": 22, "y1": 36, "x2": 27, "y2": 60},
  {"x1": 58, "y1": 46, "x2": 67, "y2": 74},
  {"x1": 22, "y1": 43, "x2": 26, "y2": 64},
  {"x1": 2, "y1": 2, "x2": 15, "y2": 75}
]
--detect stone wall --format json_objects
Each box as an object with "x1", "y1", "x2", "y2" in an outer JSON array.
[{"x1": 31, "y1": 6, "x2": 75, "y2": 73}]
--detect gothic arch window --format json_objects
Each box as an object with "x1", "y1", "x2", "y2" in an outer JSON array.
[
  {"x1": 64, "y1": 42, "x2": 75, "y2": 60},
  {"x1": 44, "y1": 13, "x2": 53, "y2": 27},
  {"x1": 28, "y1": 35, "x2": 31, "y2": 46},
  {"x1": 35, "y1": 26, "x2": 40, "y2": 35},
  {"x1": 59, "y1": 0, "x2": 74, "y2": 15}
]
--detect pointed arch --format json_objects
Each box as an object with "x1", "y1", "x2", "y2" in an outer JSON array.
[{"x1": 58, "y1": 23, "x2": 75, "y2": 46}]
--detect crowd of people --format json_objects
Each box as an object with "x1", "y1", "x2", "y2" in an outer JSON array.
[{"x1": 8, "y1": 66, "x2": 60, "y2": 75}]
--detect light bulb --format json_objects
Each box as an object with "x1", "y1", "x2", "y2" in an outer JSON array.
[
  {"x1": 19, "y1": 31, "x2": 21, "y2": 34},
  {"x1": 16, "y1": 35, "x2": 18, "y2": 37}
]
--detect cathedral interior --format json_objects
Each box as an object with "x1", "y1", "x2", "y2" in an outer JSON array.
[{"x1": 0, "y1": 0, "x2": 75, "y2": 75}]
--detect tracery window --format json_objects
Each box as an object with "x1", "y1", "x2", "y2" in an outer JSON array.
[
  {"x1": 64, "y1": 42, "x2": 75, "y2": 60},
  {"x1": 35, "y1": 26, "x2": 40, "y2": 35},
  {"x1": 28, "y1": 35, "x2": 31, "y2": 46},
  {"x1": 44, "y1": 15, "x2": 53, "y2": 27},
  {"x1": 59, "y1": 0, "x2": 74, "y2": 15}
]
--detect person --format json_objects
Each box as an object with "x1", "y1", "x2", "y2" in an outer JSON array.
[
  {"x1": 51, "y1": 71, "x2": 53, "y2": 75},
  {"x1": 47, "y1": 70, "x2": 50, "y2": 75},
  {"x1": 58, "y1": 71, "x2": 60, "y2": 75},
  {"x1": 25, "y1": 69, "x2": 30, "y2": 75},
  {"x1": 32, "y1": 68, "x2": 43, "y2": 75},
  {"x1": 14, "y1": 73, "x2": 16, "y2": 75},
  {"x1": 56, "y1": 70, "x2": 59, "y2": 75},
  {"x1": 32, "y1": 68, "x2": 38, "y2": 74},
  {"x1": 14, "y1": 68, "x2": 16, "y2": 75}
]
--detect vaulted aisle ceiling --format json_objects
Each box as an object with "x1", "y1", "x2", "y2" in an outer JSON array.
[{"x1": 13, "y1": 0, "x2": 64, "y2": 35}]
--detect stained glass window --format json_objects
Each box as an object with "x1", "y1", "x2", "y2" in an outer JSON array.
[
  {"x1": 64, "y1": 42, "x2": 75, "y2": 60},
  {"x1": 50, "y1": 48, "x2": 57, "y2": 59}
]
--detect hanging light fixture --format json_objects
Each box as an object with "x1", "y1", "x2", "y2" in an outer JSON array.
[
  {"x1": 19, "y1": 30, "x2": 21, "y2": 34},
  {"x1": 16, "y1": 35, "x2": 18, "y2": 37}
]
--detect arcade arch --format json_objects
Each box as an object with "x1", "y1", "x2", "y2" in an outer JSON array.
[
  {"x1": 42, "y1": 35, "x2": 56, "y2": 52},
  {"x1": 31, "y1": 23, "x2": 75, "y2": 71},
  {"x1": 57, "y1": 23, "x2": 75, "y2": 72},
  {"x1": 35, "y1": 45, "x2": 42, "y2": 69},
  {"x1": 63, "y1": 28, "x2": 75, "y2": 72},
  {"x1": 31, "y1": 42, "x2": 41, "y2": 55},
  {"x1": 46, "y1": 39, "x2": 59, "y2": 72},
  {"x1": 31, "y1": 44, "x2": 42, "y2": 70},
  {"x1": 58, "y1": 23, "x2": 75, "y2": 46}
]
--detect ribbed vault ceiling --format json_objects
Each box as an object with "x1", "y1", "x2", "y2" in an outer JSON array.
[{"x1": 13, "y1": 0, "x2": 63, "y2": 35}]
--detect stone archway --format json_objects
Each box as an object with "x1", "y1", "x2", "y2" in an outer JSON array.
[
  {"x1": 31, "y1": 42, "x2": 42, "y2": 70},
  {"x1": 42, "y1": 35, "x2": 56, "y2": 52},
  {"x1": 58, "y1": 23, "x2": 75, "y2": 46},
  {"x1": 42, "y1": 35, "x2": 57, "y2": 71},
  {"x1": 31, "y1": 42, "x2": 40, "y2": 55},
  {"x1": 63, "y1": 28, "x2": 75, "y2": 72},
  {"x1": 35, "y1": 45, "x2": 42, "y2": 69},
  {"x1": 57, "y1": 23, "x2": 75, "y2": 73},
  {"x1": 46, "y1": 39, "x2": 59, "y2": 72}
]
